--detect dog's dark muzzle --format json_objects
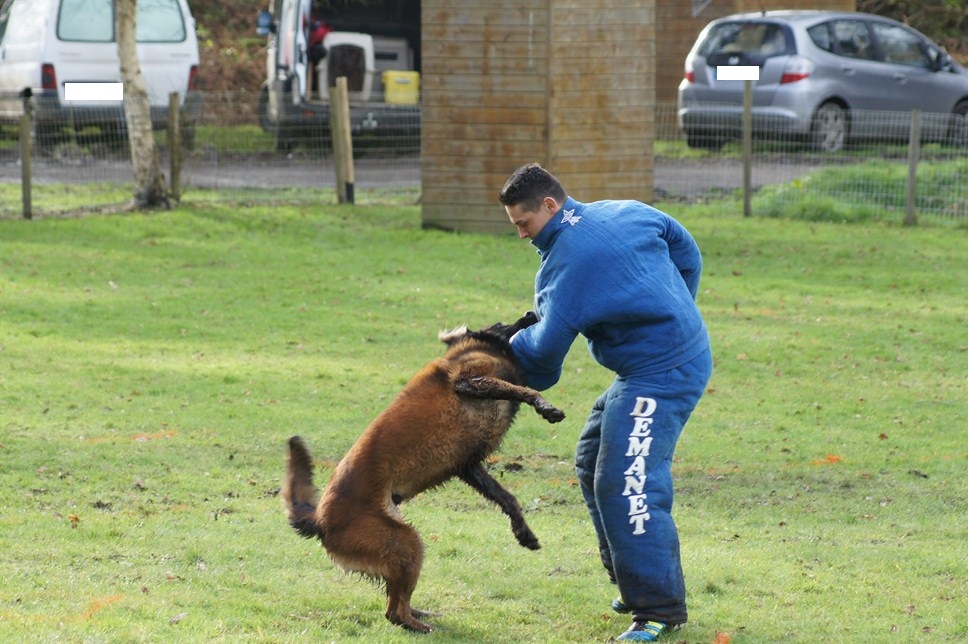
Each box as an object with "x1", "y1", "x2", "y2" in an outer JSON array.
[{"x1": 483, "y1": 311, "x2": 538, "y2": 341}]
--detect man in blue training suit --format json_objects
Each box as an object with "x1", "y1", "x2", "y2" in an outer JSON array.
[{"x1": 498, "y1": 163, "x2": 713, "y2": 642}]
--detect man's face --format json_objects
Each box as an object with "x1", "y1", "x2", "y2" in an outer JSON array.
[{"x1": 505, "y1": 197, "x2": 559, "y2": 240}]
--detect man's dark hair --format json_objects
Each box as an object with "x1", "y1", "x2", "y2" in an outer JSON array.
[{"x1": 498, "y1": 163, "x2": 567, "y2": 212}]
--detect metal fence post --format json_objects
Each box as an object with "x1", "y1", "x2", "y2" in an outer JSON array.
[
  {"x1": 905, "y1": 109, "x2": 921, "y2": 227},
  {"x1": 20, "y1": 89, "x2": 33, "y2": 220},
  {"x1": 742, "y1": 79, "x2": 752, "y2": 218}
]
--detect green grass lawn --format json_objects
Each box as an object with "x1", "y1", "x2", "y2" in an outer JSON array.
[{"x1": 0, "y1": 200, "x2": 964, "y2": 642}]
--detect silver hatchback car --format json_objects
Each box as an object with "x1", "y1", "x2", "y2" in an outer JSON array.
[{"x1": 677, "y1": 11, "x2": 968, "y2": 152}]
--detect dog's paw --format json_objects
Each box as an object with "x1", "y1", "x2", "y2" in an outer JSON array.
[{"x1": 536, "y1": 403, "x2": 565, "y2": 423}]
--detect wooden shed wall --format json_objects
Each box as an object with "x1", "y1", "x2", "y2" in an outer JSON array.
[{"x1": 421, "y1": 0, "x2": 656, "y2": 234}]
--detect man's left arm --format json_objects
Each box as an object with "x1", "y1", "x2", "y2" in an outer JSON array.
[{"x1": 661, "y1": 215, "x2": 703, "y2": 299}]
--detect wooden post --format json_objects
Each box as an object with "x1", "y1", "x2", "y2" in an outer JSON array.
[
  {"x1": 20, "y1": 91, "x2": 33, "y2": 220},
  {"x1": 329, "y1": 80, "x2": 346, "y2": 202},
  {"x1": 168, "y1": 92, "x2": 181, "y2": 203},
  {"x1": 904, "y1": 109, "x2": 921, "y2": 227},
  {"x1": 329, "y1": 76, "x2": 355, "y2": 204},
  {"x1": 742, "y1": 79, "x2": 752, "y2": 218}
]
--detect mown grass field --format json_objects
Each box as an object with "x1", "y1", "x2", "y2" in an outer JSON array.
[{"x1": 0, "y1": 198, "x2": 964, "y2": 642}]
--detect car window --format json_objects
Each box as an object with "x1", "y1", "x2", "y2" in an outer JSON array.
[
  {"x1": 57, "y1": 0, "x2": 186, "y2": 43},
  {"x1": 135, "y1": 0, "x2": 186, "y2": 43},
  {"x1": 0, "y1": 0, "x2": 13, "y2": 43},
  {"x1": 830, "y1": 20, "x2": 874, "y2": 61},
  {"x1": 700, "y1": 21, "x2": 792, "y2": 59},
  {"x1": 3, "y1": 0, "x2": 48, "y2": 46},
  {"x1": 871, "y1": 22, "x2": 928, "y2": 68},
  {"x1": 807, "y1": 22, "x2": 833, "y2": 53}
]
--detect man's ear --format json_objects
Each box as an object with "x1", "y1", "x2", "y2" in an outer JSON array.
[{"x1": 543, "y1": 196, "x2": 560, "y2": 213}]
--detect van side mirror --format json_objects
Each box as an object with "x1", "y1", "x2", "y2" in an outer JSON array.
[{"x1": 256, "y1": 10, "x2": 275, "y2": 37}]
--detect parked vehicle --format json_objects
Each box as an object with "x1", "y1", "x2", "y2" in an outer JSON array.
[
  {"x1": 678, "y1": 11, "x2": 968, "y2": 152},
  {"x1": 0, "y1": 0, "x2": 200, "y2": 146},
  {"x1": 256, "y1": 0, "x2": 420, "y2": 150}
]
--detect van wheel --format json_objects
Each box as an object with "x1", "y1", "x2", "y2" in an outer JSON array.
[
  {"x1": 944, "y1": 100, "x2": 968, "y2": 148},
  {"x1": 258, "y1": 86, "x2": 276, "y2": 134},
  {"x1": 811, "y1": 102, "x2": 847, "y2": 153},
  {"x1": 274, "y1": 125, "x2": 295, "y2": 152},
  {"x1": 180, "y1": 122, "x2": 196, "y2": 149},
  {"x1": 34, "y1": 120, "x2": 64, "y2": 152}
]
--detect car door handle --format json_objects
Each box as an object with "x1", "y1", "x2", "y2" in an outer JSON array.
[
  {"x1": 840, "y1": 66, "x2": 856, "y2": 76},
  {"x1": 893, "y1": 73, "x2": 907, "y2": 84}
]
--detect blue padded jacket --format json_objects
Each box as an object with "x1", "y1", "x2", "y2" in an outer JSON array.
[{"x1": 510, "y1": 198, "x2": 710, "y2": 391}]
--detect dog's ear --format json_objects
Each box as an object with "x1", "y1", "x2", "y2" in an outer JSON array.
[{"x1": 439, "y1": 325, "x2": 469, "y2": 346}]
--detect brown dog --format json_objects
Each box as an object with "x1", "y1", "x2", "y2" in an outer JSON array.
[{"x1": 281, "y1": 313, "x2": 564, "y2": 632}]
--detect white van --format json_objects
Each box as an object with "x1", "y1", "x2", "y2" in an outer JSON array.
[
  {"x1": 0, "y1": 0, "x2": 199, "y2": 143},
  {"x1": 255, "y1": 0, "x2": 419, "y2": 150}
]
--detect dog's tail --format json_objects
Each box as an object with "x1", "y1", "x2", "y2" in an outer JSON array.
[{"x1": 282, "y1": 436, "x2": 324, "y2": 541}]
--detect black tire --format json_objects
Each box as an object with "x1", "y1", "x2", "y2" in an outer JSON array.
[
  {"x1": 944, "y1": 100, "x2": 968, "y2": 148},
  {"x1": 180, "y1": 121, "x2": 196, "y2": 149},
  {"x1": 257, "y1": 85, "x2": 276, "y2": 135},
  {"x1": 684, "y1": 129, "x2": 725, "y2": 150},
  {"x1": 34, "y1": 119, "x2": 62, "y2": 151},
  {"x1": 810, "y1": 102, "x2": 847, "y2": 153}
]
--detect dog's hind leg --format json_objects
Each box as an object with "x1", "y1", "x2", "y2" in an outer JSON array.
[
  {"x1": 330, "y1": 513, "x2": 432, "y2": 632},
  {"x1": 459, "y1": 463, "x2": 540, "y2": 550},
  {"x1": 380, "y1": 519, "x2": 432, "y2": 632},
  {"x1": 454, "y1": 376, "x2": 565, "y2": 423}
]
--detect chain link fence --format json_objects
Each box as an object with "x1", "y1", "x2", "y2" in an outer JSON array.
[{"x1": 1, "y1": 91, "x2": 966, "y2": 223}]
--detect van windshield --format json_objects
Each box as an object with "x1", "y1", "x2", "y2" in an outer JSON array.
[{"x1": 57, "y1": 0, "x2": 186, "y2": 43}]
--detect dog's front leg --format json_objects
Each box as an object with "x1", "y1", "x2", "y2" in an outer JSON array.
[
  {"x1": 454, "y1": 375, "x2": 565, "y2": 423},
  {"x1": 458, "y1": 463, "x2": 540, "y2": 550}
]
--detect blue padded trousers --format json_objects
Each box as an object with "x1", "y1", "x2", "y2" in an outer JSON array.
[{"x1": 575, "y1": 347, "x2": 712, "y2": 626}]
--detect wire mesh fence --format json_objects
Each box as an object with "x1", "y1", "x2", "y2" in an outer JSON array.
[{"x1": 1, "y1": 92, "x2": 966, "y2": 223}]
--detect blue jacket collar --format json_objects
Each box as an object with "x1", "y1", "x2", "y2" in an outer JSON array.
[{"x1": 531, "y1": 197, "x2": 581, "y2": 255}]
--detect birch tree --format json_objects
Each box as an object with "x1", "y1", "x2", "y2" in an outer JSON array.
[{"x1": 116, "y1": 0, "x2": 168, "y2": 208}]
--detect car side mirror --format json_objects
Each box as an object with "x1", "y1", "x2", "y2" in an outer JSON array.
[
  {"x1": 256, "y1": 10, "x2": 275, "y2": 37},
  {"x1": 925, "y1": 47, "x2": 947, "y2": 72}
]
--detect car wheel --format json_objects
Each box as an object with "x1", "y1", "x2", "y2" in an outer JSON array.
[
  {"x1": 810, "y1": 102, "x2": 847, "y2": 153},
  {"x1": 685, "y1": 129, "x2": 725, "y2": 150},
  {"x1": 944, "y1": 100, "x2": 968, "y2": 148}
]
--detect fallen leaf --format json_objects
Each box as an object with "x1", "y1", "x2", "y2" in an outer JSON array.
[
  {"x1": 68, "y1": 514, "x2": 80, "y2": 528},
  {"x1": 811, "y1": 454, "x2": 843, "y2": 466},
  {"x1": 714, "y1": 632, "x2": 732, "y2": 644},
  {"x1": 81, "y1": 594, "x2": 123, "y2": 620},
  {"x1": 133, "y1": 430, "x2": 178, "y2": 442},
  {"x1": 169, "y1": 612, "x2": 188, "y2": 625}
]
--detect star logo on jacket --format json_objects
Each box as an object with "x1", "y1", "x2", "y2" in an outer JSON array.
[{"x1": 561, "y1": 209, "x2": 581, "y2": 226}]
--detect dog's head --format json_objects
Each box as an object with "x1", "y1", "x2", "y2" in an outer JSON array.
[{"x1": 438, "y1": 311, "x2": 538, "y2": 347}]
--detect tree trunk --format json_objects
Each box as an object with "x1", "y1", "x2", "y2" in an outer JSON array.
[{"x1": 116, "y1": 0, "x2": 168, "y2": 209}]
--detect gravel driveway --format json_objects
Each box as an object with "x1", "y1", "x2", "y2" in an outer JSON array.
[{"x1": 0, "y1": 148, "x2": 824, "y2": 200}]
